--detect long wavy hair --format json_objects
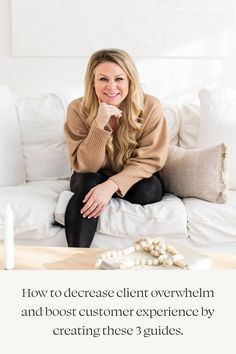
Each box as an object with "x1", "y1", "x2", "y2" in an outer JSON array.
[{"x1": 81, "y1": 49, "x2": 144, "y2": 171}]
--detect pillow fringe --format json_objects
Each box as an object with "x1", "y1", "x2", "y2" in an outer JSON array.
[{"x1": 218, "y1": 143, "x2": 228, "y2": 203}]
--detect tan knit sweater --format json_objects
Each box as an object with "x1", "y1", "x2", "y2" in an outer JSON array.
[{"x1": 64, "y1": 94, "x2": 168, "y2": 196}]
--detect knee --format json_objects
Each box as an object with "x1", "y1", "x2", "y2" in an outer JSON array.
[
  {"x1": 139, "y1": 176, "x2": 163, "y2": 204},
  {"x1": 149, "y1": 175, "x2": 164, "y2": 202},
  {"x1": 126, "y1": 175, "x2": 163, "y2": 205},
  {"x1": 70, "y1": 171, "x2": 106, "y2": 195}
]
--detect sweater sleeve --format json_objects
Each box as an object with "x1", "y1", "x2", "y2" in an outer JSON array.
[
  {"x1": 109, "y1": 102, "x2": 168, "y2": 197},
  {"x1": 64, "y1": 100, "x2": 112, "y2": 172}
]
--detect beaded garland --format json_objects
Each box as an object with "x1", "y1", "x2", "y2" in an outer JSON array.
[{"x1": 96, "y1": 237, "x2": 189, "y2": 270}]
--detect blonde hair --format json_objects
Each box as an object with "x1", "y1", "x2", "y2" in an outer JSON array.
[{"x1": 81, "y1": 48, "x2": 144, "y2": 170}]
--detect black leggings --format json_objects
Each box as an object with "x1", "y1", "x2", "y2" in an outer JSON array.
[{"x1": 65, "y1": 171, "x2": 164, "y2": 248}]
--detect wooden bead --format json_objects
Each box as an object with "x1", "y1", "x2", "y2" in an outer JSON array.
[
  {"x1": 163, "y1": 259, "x2": 173, "y2": 266},
  {"x1": 135, "y1": 244, "x2": 141, "y2": 251},
  {"x1": 96, "y1": 237, "x2": 189, "y2": 270},
  {"x1": 146, "y1": 259, "x2": 153, "y2": 266},
  {"x1": 123, "y1": 246, "x2": 135, "y2": 255},
  {"x1": 166, "y1": 245, "x2": 177, "y2": 255},
  {"x1": 174, "y1": 260, "x2": 189, "y2": 269},
  {"x1": 140, "y1": 241, "x2": 146, "y2": 248},
  {"x1": 158, "y1": 254, "x2": 168, "y2": 264},
  {"x1": 172, "y1": 254, "x2": 184, "y2": 262}
]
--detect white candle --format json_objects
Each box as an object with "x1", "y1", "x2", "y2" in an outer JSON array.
[{"x1": 4, "y1": 203, "x2": 14, "y2": 270}]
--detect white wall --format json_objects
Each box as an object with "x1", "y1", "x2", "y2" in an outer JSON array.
[{"x1": 1, "y1": 0, "x2": 236, "y2": 101}]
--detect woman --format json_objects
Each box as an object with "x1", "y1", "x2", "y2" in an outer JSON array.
[{"x1": 64, "y1": 48, "x2": 168, "y2": 247}]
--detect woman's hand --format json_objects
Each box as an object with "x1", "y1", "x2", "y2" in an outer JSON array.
[
  {"x1": 80, "y1": 179, "x2": 118, "y2": 218},
  {"x1": 95, "y1": 102, "x2": 122, "y2": 129}
]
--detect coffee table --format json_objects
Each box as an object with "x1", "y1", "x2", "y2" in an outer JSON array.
[
  {"x1": 0, "y1": 245, "x2": 105, "y2": 270},
  {"x1": 0, "y1": 245, "x2": 236, "y2": 270}
]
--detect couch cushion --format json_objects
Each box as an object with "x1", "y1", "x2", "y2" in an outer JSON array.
[
  {"x1": 0, "y1": 180, "x2": 69, "y2": 240},
  {"x1": 198, "y1": 88, "x2": 236, "y2": 190},
  {"x1": 183, "y1": 191, "x2": 236, "y2": 245},
  {"x1": 16, "y1": 91, "x2": 76, "y2": 181},
  {"x1": 0, "y1": 84, "x2": 26, "y2": 186},
  {"x1": 98, "y1": 194, "x2": 187, "y2": 238},
  {"x1": 55, "y1": 191, "x2": 188, "y2": 239}
]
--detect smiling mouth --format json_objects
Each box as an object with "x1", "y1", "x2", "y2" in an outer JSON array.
[{"x1": 104, "y1": 93, "x2": 120, "y2": 98}]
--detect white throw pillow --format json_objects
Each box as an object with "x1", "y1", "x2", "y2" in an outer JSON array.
[
  {"x1": 0, "y1": 84, "x2": 26, "y2": 186},
  {"x1": 162, "y1": 102, "x2": 180, "y2": 146},
  {"x1": 178, "y1": 100, "x2": 200, "y2": 149},
  {"x1": 16, "y1": 91, "x2": 74, "y2": 181},
  {"x1": 198, "y1": 88, "x2": 236, "y2": 190}
]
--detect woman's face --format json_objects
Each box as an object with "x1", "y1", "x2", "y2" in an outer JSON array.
[{"x1": 93, "y1": 62, "x2": 129, "y2": 106}]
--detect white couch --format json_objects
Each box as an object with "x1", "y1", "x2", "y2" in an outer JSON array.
[{"x1": 0, "y1": 84, "x2": 235, "y2": 254}]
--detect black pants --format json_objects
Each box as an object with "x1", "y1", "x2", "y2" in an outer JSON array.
[{"x1": 65, "y1": 171, "x2": 164, "y2": 247}]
